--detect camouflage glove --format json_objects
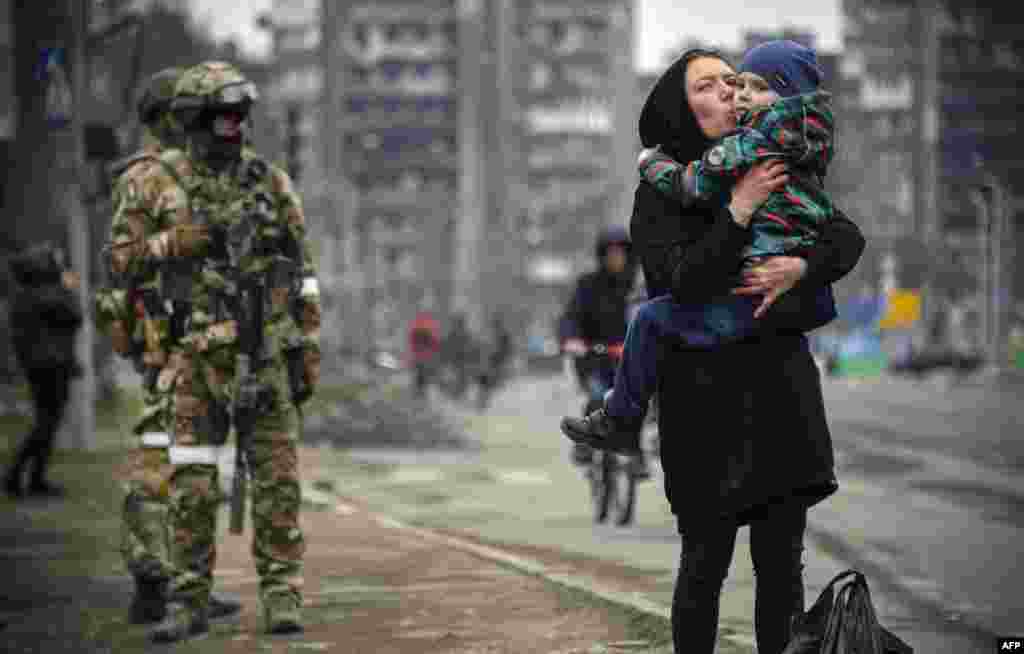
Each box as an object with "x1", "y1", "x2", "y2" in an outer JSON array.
[
  {"x1": 95, "y1": 287, "x2": 138, "y2": 358},
  {"x1": 146, "y1": 224, "x2": 211, "y2": 259},
  {"x1": 302, "y1": 347, "x2": 320, "y2": 402},
  {"x1": 109, "y1": 320, "x2": 133, "y2": 356}
]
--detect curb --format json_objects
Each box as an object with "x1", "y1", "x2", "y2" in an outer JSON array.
[{"x1": 306, "y1": 488, "x2": 758, "y2": 652}]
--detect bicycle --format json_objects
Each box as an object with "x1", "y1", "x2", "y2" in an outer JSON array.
[{"x1": 564, "y1": 341, "x2": 641, "y2": 526}]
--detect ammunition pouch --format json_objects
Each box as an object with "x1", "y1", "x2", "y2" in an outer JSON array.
[
  {"x1": 160, "y1": 259, "x2": 196, "y2": 305},
  {"x1": 194, "y1": 399, "x2": 232, "y2": 446},
  {"x1": 142, "y1": 365, "x2": 160, "y2": 394},
  {"x1": 239, "y1": 158, "x2": 270, "y2": 191},
  {"x1": 234, "y1": 375, "x2": 276, "y2": 434},
  {"x1": 139, "y1": 289, "x2": 170, "y2": 366},
  {"x1": 282, "y1": 336, "x2": 311, "y2": 405}
]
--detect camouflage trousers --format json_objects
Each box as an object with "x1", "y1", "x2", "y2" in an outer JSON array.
[
  {"x1": 121, "y1": 388, "x2": 175, "y2": 583},
  {"x1": 165, "y1": 348, "x2": 305, "y2": 611},
  {"x1": 121, "y1": 449, "x2": 173, "y2": 582}
]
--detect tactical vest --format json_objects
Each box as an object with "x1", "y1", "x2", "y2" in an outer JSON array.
[{"x1": 154, "y1": 154, "x2": 306, "y2": 358}]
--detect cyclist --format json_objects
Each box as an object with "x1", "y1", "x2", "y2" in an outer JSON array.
[{"x1": 559, "y1": 225, "x2": 649, "y2": 480}]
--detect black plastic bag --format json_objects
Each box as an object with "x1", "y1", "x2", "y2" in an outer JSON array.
[{"x1": 782, "y1": 569, "x2": 913, "y2": 654}]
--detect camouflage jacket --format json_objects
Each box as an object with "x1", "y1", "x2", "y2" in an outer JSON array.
[
  {"x1": 638, "y1": 90, "x2": 836, "y2": 259},
  {"x1": 99, "y1": 146, "x2": 322, "y2": 400},
  {"x1": 95, "y1": 145, "x2": 166, "y2": 368}
]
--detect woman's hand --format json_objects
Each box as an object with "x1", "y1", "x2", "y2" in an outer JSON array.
[
  {"x1": 727, "y1": 160, "x2": 788, "y2": 227},
  {"x1": 732, "y1": 256, "x2": 808, "y2": 318}
]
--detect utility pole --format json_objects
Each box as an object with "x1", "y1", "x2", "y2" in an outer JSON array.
[
  {"x1": 67, "y1": 0, "x2": 95, "y2": 450},
  {"x1": 970, "y1": 170, "x2": 1008, "y2": 372},
  {"x1": 453, "y1": 0, "x2": 485, "y2": 333}
]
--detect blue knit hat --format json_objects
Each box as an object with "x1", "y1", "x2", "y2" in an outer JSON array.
[{"x1": 739, "y1": 40, "x2": 823, "y2": 98}]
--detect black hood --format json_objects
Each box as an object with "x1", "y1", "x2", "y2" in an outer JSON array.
[{"x1": 638, "y1": 48, "x2": 732, "y2": 163}]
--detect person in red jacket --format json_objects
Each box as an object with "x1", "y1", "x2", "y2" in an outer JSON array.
[{"x1": 408, "y1": 310, "x2": 441, "y2": 397}]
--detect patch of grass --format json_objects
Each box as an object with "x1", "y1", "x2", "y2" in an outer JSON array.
[
  {"x1": 545, "y1": 582, "x2": 673, "y2": 648},
  {"x1": 304, "y1": 381, "x2": 373, "y2": 416},
  {"x1": 451, "y1": 466, "x2": 495, "y2": 483}
]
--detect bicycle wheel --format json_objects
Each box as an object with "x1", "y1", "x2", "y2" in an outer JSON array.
[
  {"x1": 589, "y1": 452, "x2": 612, "y2": 524},
  {"x1": 609, "y1": 455, "x2": 636, "y2": 526}
]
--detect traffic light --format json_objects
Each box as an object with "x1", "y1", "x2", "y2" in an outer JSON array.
[{"x1": 285, "y1": 105, "x2": 302, "y2": 183}]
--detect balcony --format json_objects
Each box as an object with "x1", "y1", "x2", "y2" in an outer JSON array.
[
  {"x1": 346, "y1": 151, "x2": 458, "y2": 176},
  {"x1": 359, "y1": 187, "x2": 454, "y2": 212},
  {"x1": 342, "y1": 95, "x2": 456, "y2": 129}
]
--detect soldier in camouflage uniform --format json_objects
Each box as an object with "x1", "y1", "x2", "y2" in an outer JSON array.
[
  {"x1": 96, "y1": 67, "x2": 242, "y2": 625},
  {"x1": 99, "y1": 61, "x2": 321, "y2": 642}
]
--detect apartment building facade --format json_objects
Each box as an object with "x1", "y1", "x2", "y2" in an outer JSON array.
[
  {"x1": 841, "y1": 0, "x2": 1023, "y2": 352},
  {"x1": 305, "y1": 0, "x2": 635, "y2": 354}
]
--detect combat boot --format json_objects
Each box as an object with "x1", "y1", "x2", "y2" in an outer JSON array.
[
  {"x1": 3, "y1": 469, "x2": 22, "y2": 499},
  {"x1": 150, "y1": 601, "x2": 208, "y2": 643},
  {"x1": 129, "y1": 577, "x2": 167, "y2": 624},
  {"x1": 264, "y1": 593, "x2": 303, "y2": 634}
]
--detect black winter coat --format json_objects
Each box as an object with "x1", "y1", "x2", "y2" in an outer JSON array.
[
  {"x1": 559, "y1": 269, "x2": 634, "y2": 346},
  {"x1": 9, "y1": 249, "x2": 82, "y2": 373},
  {"x1": 633, "y1": 52, "x2": 866, "y2": 530}
]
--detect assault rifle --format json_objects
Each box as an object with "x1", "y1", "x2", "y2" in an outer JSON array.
[{"x1": 223, "y1": 201, "x2": 275, "y2": 535}]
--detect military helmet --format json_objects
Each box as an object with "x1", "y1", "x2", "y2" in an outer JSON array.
[
  {"x1": 170, "y1": 61, "x2": 259, "y2": 127},
  {"x1": 136, "y1": 66, "x2": 185, "y2": 125}
]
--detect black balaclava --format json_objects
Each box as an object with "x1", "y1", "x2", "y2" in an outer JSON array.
[
  {"x1": 638, "y1": 48, "x2": 733, "y2": 164},
  {"x1": 187, "y1": 107, "x2": 250, "y2": 172}
]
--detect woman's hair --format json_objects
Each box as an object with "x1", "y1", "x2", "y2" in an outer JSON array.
[{"x1": 638, "y1": 47, "x2": 734, "y2": 162}]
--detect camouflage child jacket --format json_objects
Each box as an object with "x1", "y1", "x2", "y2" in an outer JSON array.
[{"x1": 639, "y1": 90, "x2": 836, "y2": 260}]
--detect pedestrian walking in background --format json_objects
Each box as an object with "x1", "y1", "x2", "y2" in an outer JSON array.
[
  {"x1": 440, "y1": 312, "x2": 477, "y2": 400},
  {"x1": 475, "y1": 314, "x2": 514, "y2": 410},
  {"x1": 408, "y1": 309, "x2": 441, "y2": 398},
  {"x1": 4, "y1": 242, "x2": 82, "y2": 499},
  {"x1": 628, "y1": 47, "x2": 865, "y2": 654}
]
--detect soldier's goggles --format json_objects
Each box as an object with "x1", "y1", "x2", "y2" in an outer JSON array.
[{"x1": 172, "y1": 82, "x2": 259, "y2": 125}]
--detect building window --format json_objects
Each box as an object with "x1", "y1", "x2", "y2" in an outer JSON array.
[
  {"x1": 350, "y1": 67, "x2": 369, "y2": 84},
  {"x1": 381, "y1": 62, "x2": 402, "y2": 82},
  {"x1": 348, "y1": 97, "x2": 369, "y2": 113},
  {"x1": 278, "y1": 67, "x2": 322, "y2": 101},
  {"x1": 362, "y1": 133, "x2": 380, "y2": 150},
  {"x1": 549, "y1": 21, "x2": 566, "y2": 48},
  {"x1": 385, "y1": 24, "x2": 401, "y2": 42},
  {"x1": 399, "y1": 171, "x2": 422, "y2": 191},
  {"x1": 280, "y1": 26, "x2": 320, "y2": 51},
  {"x1": 396, "y1": 249, "x2": 418, "y2": 280},
  {"x1": 564, "y1": 64, "x2": 602, "y2": 90},
  {"x1": 414, "y1": 63, "x2": 432, "y2": 79},
  {"x1": 993, "y1": 42, "x2": 1022, "y2": 69},
  {"x1": 529, "y1": 23, "x2": 549, "y2": 47},
  {"x1": 530, "y1": 63, "x2": 551, "y2": 90},
  {"x1": 554, "y1": 23, "x2": 583, "y2": 54},
  {"x1": 353, "y1": 23, "x2": 368, "y2": 49}
]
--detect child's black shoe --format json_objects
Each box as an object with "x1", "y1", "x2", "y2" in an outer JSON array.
[{"x1": 561, "y1": 408, "x2": 641, "y2": 455}]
